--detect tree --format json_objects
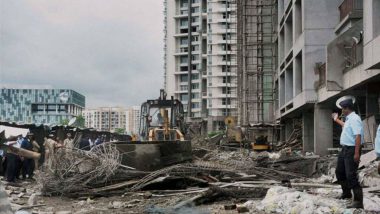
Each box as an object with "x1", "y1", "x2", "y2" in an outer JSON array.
[
  {"x1": 76, "y1": 115, "x2": 85, "y2": 128},
  {"x1": 115, "y1": 128, "x2": 126, "y2": 135},
  {"x1": 60, "y1": 118, "x2": 69, "y2": 126}
]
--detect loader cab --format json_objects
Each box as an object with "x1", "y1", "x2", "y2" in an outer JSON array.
[{"x1": 139, "y1": 90, "x2": 186, "y2": 141}]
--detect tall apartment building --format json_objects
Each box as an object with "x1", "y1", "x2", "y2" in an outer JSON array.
[
  {"x1": 164, "y1": 0, "x2": 238, "y2": 131},
  {"x1": 126, "y1": 106, "x2": 141, "y2": 135},
  {"x1": 83, "y1": 107, "x2": 126, "y2": 132},
  {"x1": 275, "y1": 0, "x2": 380, "y2": 155},
  {"x1": 0, "y1": 89, "x2": 85, "y2": 125}
]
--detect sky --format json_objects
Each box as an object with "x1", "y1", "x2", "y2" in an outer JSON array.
[{"x1": 0, "y1": 0, "x2": 164, "y2": 108}]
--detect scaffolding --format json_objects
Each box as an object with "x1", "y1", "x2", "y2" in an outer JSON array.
[{"x1": 236, "y1": 0, "x2": 277, "y2": 127}]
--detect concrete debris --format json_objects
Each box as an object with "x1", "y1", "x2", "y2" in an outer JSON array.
[
  {"x1": 27, "y1": 193, "x2": 37, "y2": 206},
  {"x1": 236, "y1": 204, "x2": 249, "y2": 213},
  {"x1": 253, "y1": 186, "x2": 346, "y2": 213},
  {"x1": 363, "y1": 195, "x2": 380, "y2": 212},
  {"x1": 359, "y1": 150, "x2": 377, "y2": 168},
  {"x1": 55, "y1": 211, "x2": 72, "y2": 214},
  {"x1": 108, "y1": 201, "x2": 124, "y2": 209},
  {"x1": 359, "y1": 161, "x2": 380, "y2": 188}
]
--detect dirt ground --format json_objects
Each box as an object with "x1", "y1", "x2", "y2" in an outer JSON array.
[{"x1": 5, "y1": 179, "x2": 247, "y2": 214}]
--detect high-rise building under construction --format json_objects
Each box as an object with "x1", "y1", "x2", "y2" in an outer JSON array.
[{"x1": 164, "y1": 0, "x2": 238, "y2": 132}]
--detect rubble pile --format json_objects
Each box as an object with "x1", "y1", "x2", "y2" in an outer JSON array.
[
  {"x1": 2, "y1": 134, "x2": 380, "y2": 213},
  {"x1": 245, "y1": 186, "x2": 346, "y2": 213},
  {"x1": 36, "y1": 144, "x2": 147, "y2": 197}
]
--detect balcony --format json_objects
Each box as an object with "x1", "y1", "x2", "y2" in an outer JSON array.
[{"x1": 339, "y1": 0, "x2": 363, "y2": 21}]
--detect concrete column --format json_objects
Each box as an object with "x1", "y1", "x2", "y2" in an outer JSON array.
[
  {"x1": 284, "y1": 119, "x2": 293, "y2": 140},
  {"x1": 314, "y1": 105, "x2": 333, "y2": 156},
  {"x1": 303, "y1": 112, "x2": 314, "y2": 152}
]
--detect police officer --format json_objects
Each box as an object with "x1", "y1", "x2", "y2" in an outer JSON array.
[
  {"x1": 21, "y1": 133, "x2": 34, "y2": 179},
  {"x1": 375, "y1": 124, "x2": 380, "y2": 175},
  {"x1": 332, "y1": 96, "x2": 364, "y2": 208}
]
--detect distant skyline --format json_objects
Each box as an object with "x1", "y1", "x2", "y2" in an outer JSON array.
[{"x1": 0, "y1": 0, "x2": 164, "y2": 108}]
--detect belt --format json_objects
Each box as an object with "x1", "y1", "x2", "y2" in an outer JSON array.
[{"x1": 341, "y1": 145, "x2": 355, "y2": 149}]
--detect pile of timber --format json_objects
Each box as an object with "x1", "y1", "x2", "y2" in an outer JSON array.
[{"x1": 276, "y1": 119, "x2": 302, "y2": 151}]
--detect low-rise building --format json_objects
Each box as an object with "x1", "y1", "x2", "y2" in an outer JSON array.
[
  {"x1": 0, "y1": 88, "x2": 85, "y2": 125},
  {"x1": 83, "y1": 107, "x2": 126, "y2": 132}
]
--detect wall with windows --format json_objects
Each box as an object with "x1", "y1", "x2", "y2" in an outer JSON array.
[{"x1": 0, "y1": 89, "x2": 85, "y2": 124}]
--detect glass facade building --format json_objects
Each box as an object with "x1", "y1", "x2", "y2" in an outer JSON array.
[{"x1": 0, "y1": 89, "x2": 85, "y2": 125}]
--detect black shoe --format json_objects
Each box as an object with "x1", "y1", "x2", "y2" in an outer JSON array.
[
  {"x1": 339, "y1": 193, "x2": 352, "y2": 200},
  {"x1": 347, "y1": 187, "x2": 364, "y2": 209},
  {"x1": 338, "y1": 181, "x2": 352, "y2": 199},
  {"x1": 347, "y1": 201, "x2": 364, "y2": 209}
]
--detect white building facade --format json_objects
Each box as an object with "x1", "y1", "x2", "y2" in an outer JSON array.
[
  {"x1": 164, "y1": 0, "x2": 237, "y2": 131},
  {"x1": 83, "y1": 107, "x2": 127, "y2": 132},
  {"x1": 126, "y1": 106, "x2": 141, "y2": 135}
]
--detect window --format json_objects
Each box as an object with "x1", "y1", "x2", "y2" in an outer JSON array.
[
  {"x1": 222, "y1": 55, "x2": 231, "y2": 61},
  {"x1": 180, "y1": 29, "x2": 188, "y2": 34},
  {"x1": 192, "y1": 17, "x2": 199, "y2": 23},
  {"x1": 192, "y1": 55, "x2": 199, "y2": 61},
  {"x1": 222, "y1": 87, "x2": 231, "y2": 94},
  {"x1": 180, "y1": 85, "x2": 188, "y2": 91},
  {"x1": 180, "y1": 38, "x2": 188, "y2": 45},
  {"x1": 192, "y1": 0, "x2": 199, "y2": 3},
  {"x1": 31, "y1": 104, "x2": 45, "y2": 113},
  {"x1": 179, "y1": 47, "x2": 188, "y2": 53},
  {"x1": 191, "y1": 93, "x2": 200, "y2": 99},
  {"x1": 223, "y1": 12, "x2": 231, "y2": 19},
  {"x1": 191, "y1": 45, "x2": 199, "y2": 51},
  {"x1": 223, "y1": 76, "x2": 231, "y2": 83},
  {"x1": 191, "y1": 73, "x2": 199, "y2": 80},
  {"x1": 191, "y1": 83, "x2": 199, "y2": 89},
  {"x1": 180, "y1": 56, "x2": 188, "y2": 63},
  {"x1": 180, "y1": 94, "x2": 189, "y2": 101},
  {"x1": 180, "y1": 10, "x2": 188, "y2": 15},
  {"x1": 191, "y1": 36, "x2": 199, "y2": 41},
  {"x1": 191, "y1": 26, "x2": 199, "y2": 32},
  {"x1": 221, "y1": 23, "x2": 231, "y2": 29},
  {"x1": 58, "y1": 105, "x2": 67, "y2": 113},
  {"x1": 180, "y1": 0, "x2": 188, "y2": 8},
  {"x1": 180, "y1": 19, "x2": 188, "y2": 27},
  {"x1": 222, "y1": 98, "x2": 231, "y2": 105},
  {"x1": 180, "y1": 66, "x2": 188, "y2": 71},
  {"x1": 192, "y1": 102, "x2": 200, "y2": 108},
  {"x1": 180, "y1": 75, "x2": 188, "y2": 82},
  {"x1": 222, "y1": 33, "x2": 232, "y2": 40},
  {"x1": 222, "y1": 44, "x2": 232, "y2": 51},
  {"x1": 192, "y1": 64, "x2": 199, "y2": 70},
  {"x1": 222, "y1": 65, "x2": 231, "y2": 73},
  {"x1": 191, "y1": 7, "x2": 199, "y2": 13}
]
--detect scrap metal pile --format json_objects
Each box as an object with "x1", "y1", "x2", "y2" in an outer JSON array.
[
  {"x1": 35, "y1": 141, "x2": 310, "y2": 199},
  {"x1": 36, "y1": 144, "x2": 147, "y2": 197}
]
